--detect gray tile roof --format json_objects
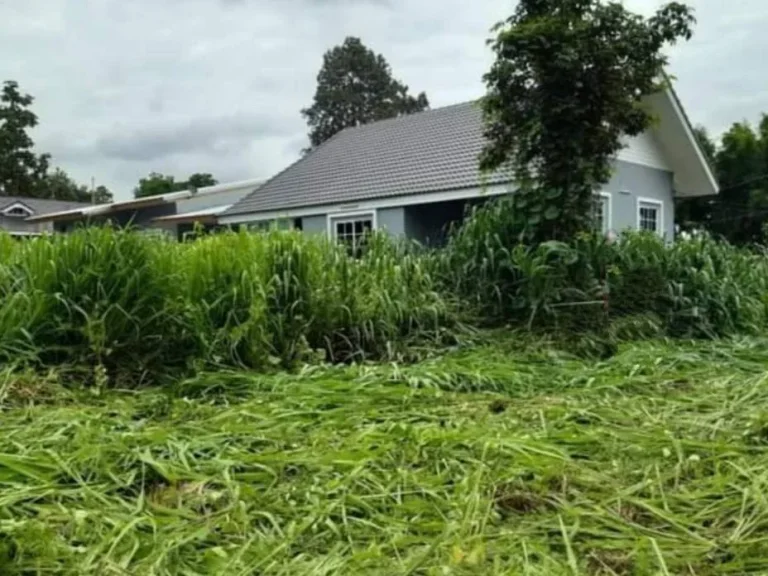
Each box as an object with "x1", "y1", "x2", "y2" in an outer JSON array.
[
  {"x1": 225, "y1": 101, "x2": 514, "y2": 217},
  {"x1": 0, "y1": 196, "x2": 92, "y2": 215}
]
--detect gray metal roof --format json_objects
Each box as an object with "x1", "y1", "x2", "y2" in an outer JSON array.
[
  {"x1": 0, "y1": 196, "x2": 92, "y2": 215},
  {"x1": 225, "y1": 101, "x2": 513, "y2": 217}
]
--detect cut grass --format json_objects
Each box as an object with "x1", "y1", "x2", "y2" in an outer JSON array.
[{"x1": 2, "y1": 336, "x2": 768, "y2": 574}]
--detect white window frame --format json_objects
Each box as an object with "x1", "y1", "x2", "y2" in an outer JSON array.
[
  {"x1": 1, "y1": 202, "x2": 34, "y2": 218},
  {"x1": 636, "y1": 197, "x2": 664, "y2": 236},
  {"x1": 593, "y1": 191, "x2": 612, "y2": 235},
  {"x1": 327, "y1": 210, "x2": 377, "y2": 248}
]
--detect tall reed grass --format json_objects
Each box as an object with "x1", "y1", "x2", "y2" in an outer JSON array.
[
  {"x1": 440, "y1": 197, "x2": 768, "y2": 337},
  {"x1": 0, "y1": 227, "x2": 453, "y2": 385},
  {"x1": 2, "y1": 199, "x2": 767, "y2": 386}
]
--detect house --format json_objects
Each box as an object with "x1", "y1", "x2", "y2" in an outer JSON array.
[
  {"x1": 220, "y1": 90, "x2": 718, "y2": 245},
  {"x1": 26, "y1": 178, "x2": 263, "y2": 240},
  {"x1": 0, "y1": 197, "x2": 93, "y2": 237}
]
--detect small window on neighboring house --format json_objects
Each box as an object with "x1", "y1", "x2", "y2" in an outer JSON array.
[
  {"x1": 593, "y1": 193, "x2": 610, "y2": 234},
  {"x1": 638, "y1": 199, "x2": 662, "y2": 235},
  {"x1": 330, "y1": 212, "x2": 374, "y2": 255}
]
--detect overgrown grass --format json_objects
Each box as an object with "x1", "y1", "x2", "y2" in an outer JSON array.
[
  {"x1": 2, "y1": 335, "x2": 768, "y2": 574},
  {"x1": 441, "y1": 197, "x2": 768, "y2": 337},
  {"x1": 0, "y1": 228, "x2": 454, "y2": 385},
  {"x1": 2, "y1": 199, "x2": 768, "y2": 387}
]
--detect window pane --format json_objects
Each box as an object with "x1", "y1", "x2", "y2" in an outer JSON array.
[
  {"x1": 639, "y1": 205, "x2": 658, "y2": 232},
  {"x1": 592, "y1": 195, "x2": 609, "y2": 234}
]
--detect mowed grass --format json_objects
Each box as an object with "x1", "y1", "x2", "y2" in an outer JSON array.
[{"x1": 2, "y1": 336, "x2": 768, "y2": 574}]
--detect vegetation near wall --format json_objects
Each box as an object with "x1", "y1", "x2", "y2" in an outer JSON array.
[
  {"x1": 1, "y1": 202, "x2": 767, "y2": 386},
  {"x1": 442, "y1": 198, "x2": 768, "y2": 339}
]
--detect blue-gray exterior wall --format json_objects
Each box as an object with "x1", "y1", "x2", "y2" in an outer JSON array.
[{"x1": 604, "y1": 160, "x2": 675, "y2": 239}]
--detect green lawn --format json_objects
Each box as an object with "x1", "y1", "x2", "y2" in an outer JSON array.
[{"x1": 2, "y1": 336, "x2": 768, "y2": 574}]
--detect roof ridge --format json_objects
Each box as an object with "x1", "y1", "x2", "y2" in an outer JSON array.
[{"x1": 338, "y1": 99, "x2": 481, "y2": 135}]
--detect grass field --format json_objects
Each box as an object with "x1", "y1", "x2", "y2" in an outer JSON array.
[{"x1": 2, "y1": 334, "x2": 768, "y2": 575}]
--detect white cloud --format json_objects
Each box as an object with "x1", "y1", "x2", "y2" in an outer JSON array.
[{"x1": 0, "y1": 0, "x2": 765, "y2": 199}]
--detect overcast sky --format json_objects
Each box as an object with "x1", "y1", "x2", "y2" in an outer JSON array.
[{"x1": 2, "y1": 0, "x2": 766, "y2": 200}]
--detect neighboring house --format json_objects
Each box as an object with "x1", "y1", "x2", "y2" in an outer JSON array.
[
  {"x1": 221, "y1": 90, "x2": 718, "y2": 246},
  {"x1": 0, "y1": 197, "x2": 92, "y2": 237},
  {"x1": 27, "y1": 179, "x2": 263, "y2": 240}
]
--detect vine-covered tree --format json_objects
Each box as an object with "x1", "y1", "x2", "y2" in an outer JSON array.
[
  {"x1": 481, "y1": 0, "x2": 695, "y2": 242},
  {"x1": 301, "y1": 37, "x2": 429, "y2": 148},
  {"x1": 0, "y1": 81, "x2": 50, "y2": 197}
]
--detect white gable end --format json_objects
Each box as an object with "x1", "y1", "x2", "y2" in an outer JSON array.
[{"x1": 617, "y1": 130, "x2": 670, "y2": 171}]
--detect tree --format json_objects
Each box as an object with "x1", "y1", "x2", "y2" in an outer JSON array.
[
  {"x1": 301, "y1": 37, "x2": 429, "y2": 148},
  {"x1": 37, "y1": 168, "x2": 113, "y2": 204},
  {"x1": 480, "y1": 0, "x2": 695, "y2": 242},
  {"x1": 677, "y1": 117, "x2": 768, "y2": 244},
  {"x1": 0, "y1": 81, "x2": 50, "y2": 197},
  {"x1": 133, "y1": 172, "x2": 218, "y2": 198},
  {"x1": 133, "y1": 172, "x2": 176, "y2": 198},
  {"x1": 185, "y1": 173, "x2": 217, "y2": 189}
]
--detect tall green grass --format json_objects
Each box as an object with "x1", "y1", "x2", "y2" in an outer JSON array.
[
  {"x1": 441, "y1": 197, "x2": 768, "y2": 337},
  {"x1": 0, "y1": 227, "x2": 453, "y2": 385},
  {"x1": 175, "y1": 229, "x2": 453, "y2": 369},
  {"x1": 2, "y1": 199, "x2": 768, "y2": 385}
]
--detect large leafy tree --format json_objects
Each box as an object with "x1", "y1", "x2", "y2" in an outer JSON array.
[
  {"x1": 133, "y1": 172, "x2": 218, "y2": 198},
  {"x1": 301, "y1": 37, "x2": 429, "y2": 148},
  {"x1": 0, "y1": 81, "x2": 50, "y2": 197},
  {"x1": 481, "y1": 0, "x2": 695, "y2": 242},
  {"x1": 38, "y1": 168, "x2": 113, "y2": 204}
]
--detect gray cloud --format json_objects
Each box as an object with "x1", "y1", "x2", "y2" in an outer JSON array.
[
  {"x1": 0, "y1": 0, "x2": 766, "y2": 199},
  {"x1": 95, "y1": 114, "x2": 292, "y2": 162}
]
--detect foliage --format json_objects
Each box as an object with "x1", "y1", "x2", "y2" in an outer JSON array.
[
  {"x1": 678, "y1": 116, "x2": 768, "y2": 244},
  {"x1": 0, "y1": 81, "x2": 50, "y2": 197},
  {"x1": 441, "y1": 197, "x2": 768, "y2": 338},
  {"x1": 3, "y1": 336, "x2": 768, "y2": 572},
  {"x1": 185, "y1": 172, "x2": 217, "y2": 189},
  {"x1": 36, "y1": 168, "x2": 113, "y2": 204},
  {"x1": 0, "y1": 227, "x2": 452, "y2": 385},
  {"x1": 481, "y1": 0, "x2": 694, "y2": 242},
  {"x1": 301, "y1": 37, "x2": 429, "y2": 149},
  {"x1": 134, "y1": 172, "x2": 219, "y2": 198},
  {"x1": 0, "y1": 227, "x2": 194, "y2": 385}
]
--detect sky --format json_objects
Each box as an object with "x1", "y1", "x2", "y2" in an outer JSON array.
[{"x1": 1, "y1": 0, "x2": 766, "y2": 200}]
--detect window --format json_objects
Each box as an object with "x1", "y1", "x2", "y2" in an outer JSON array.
[
  {"x1": 592, "y1": 193, "x2": 610, "y2": 234},
  {"x1": 637, "y1": 198, "x2": 663, "y2": 235},
  {"x1": 329, "y1": 212, "x2": 375, "y2": 255}
]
